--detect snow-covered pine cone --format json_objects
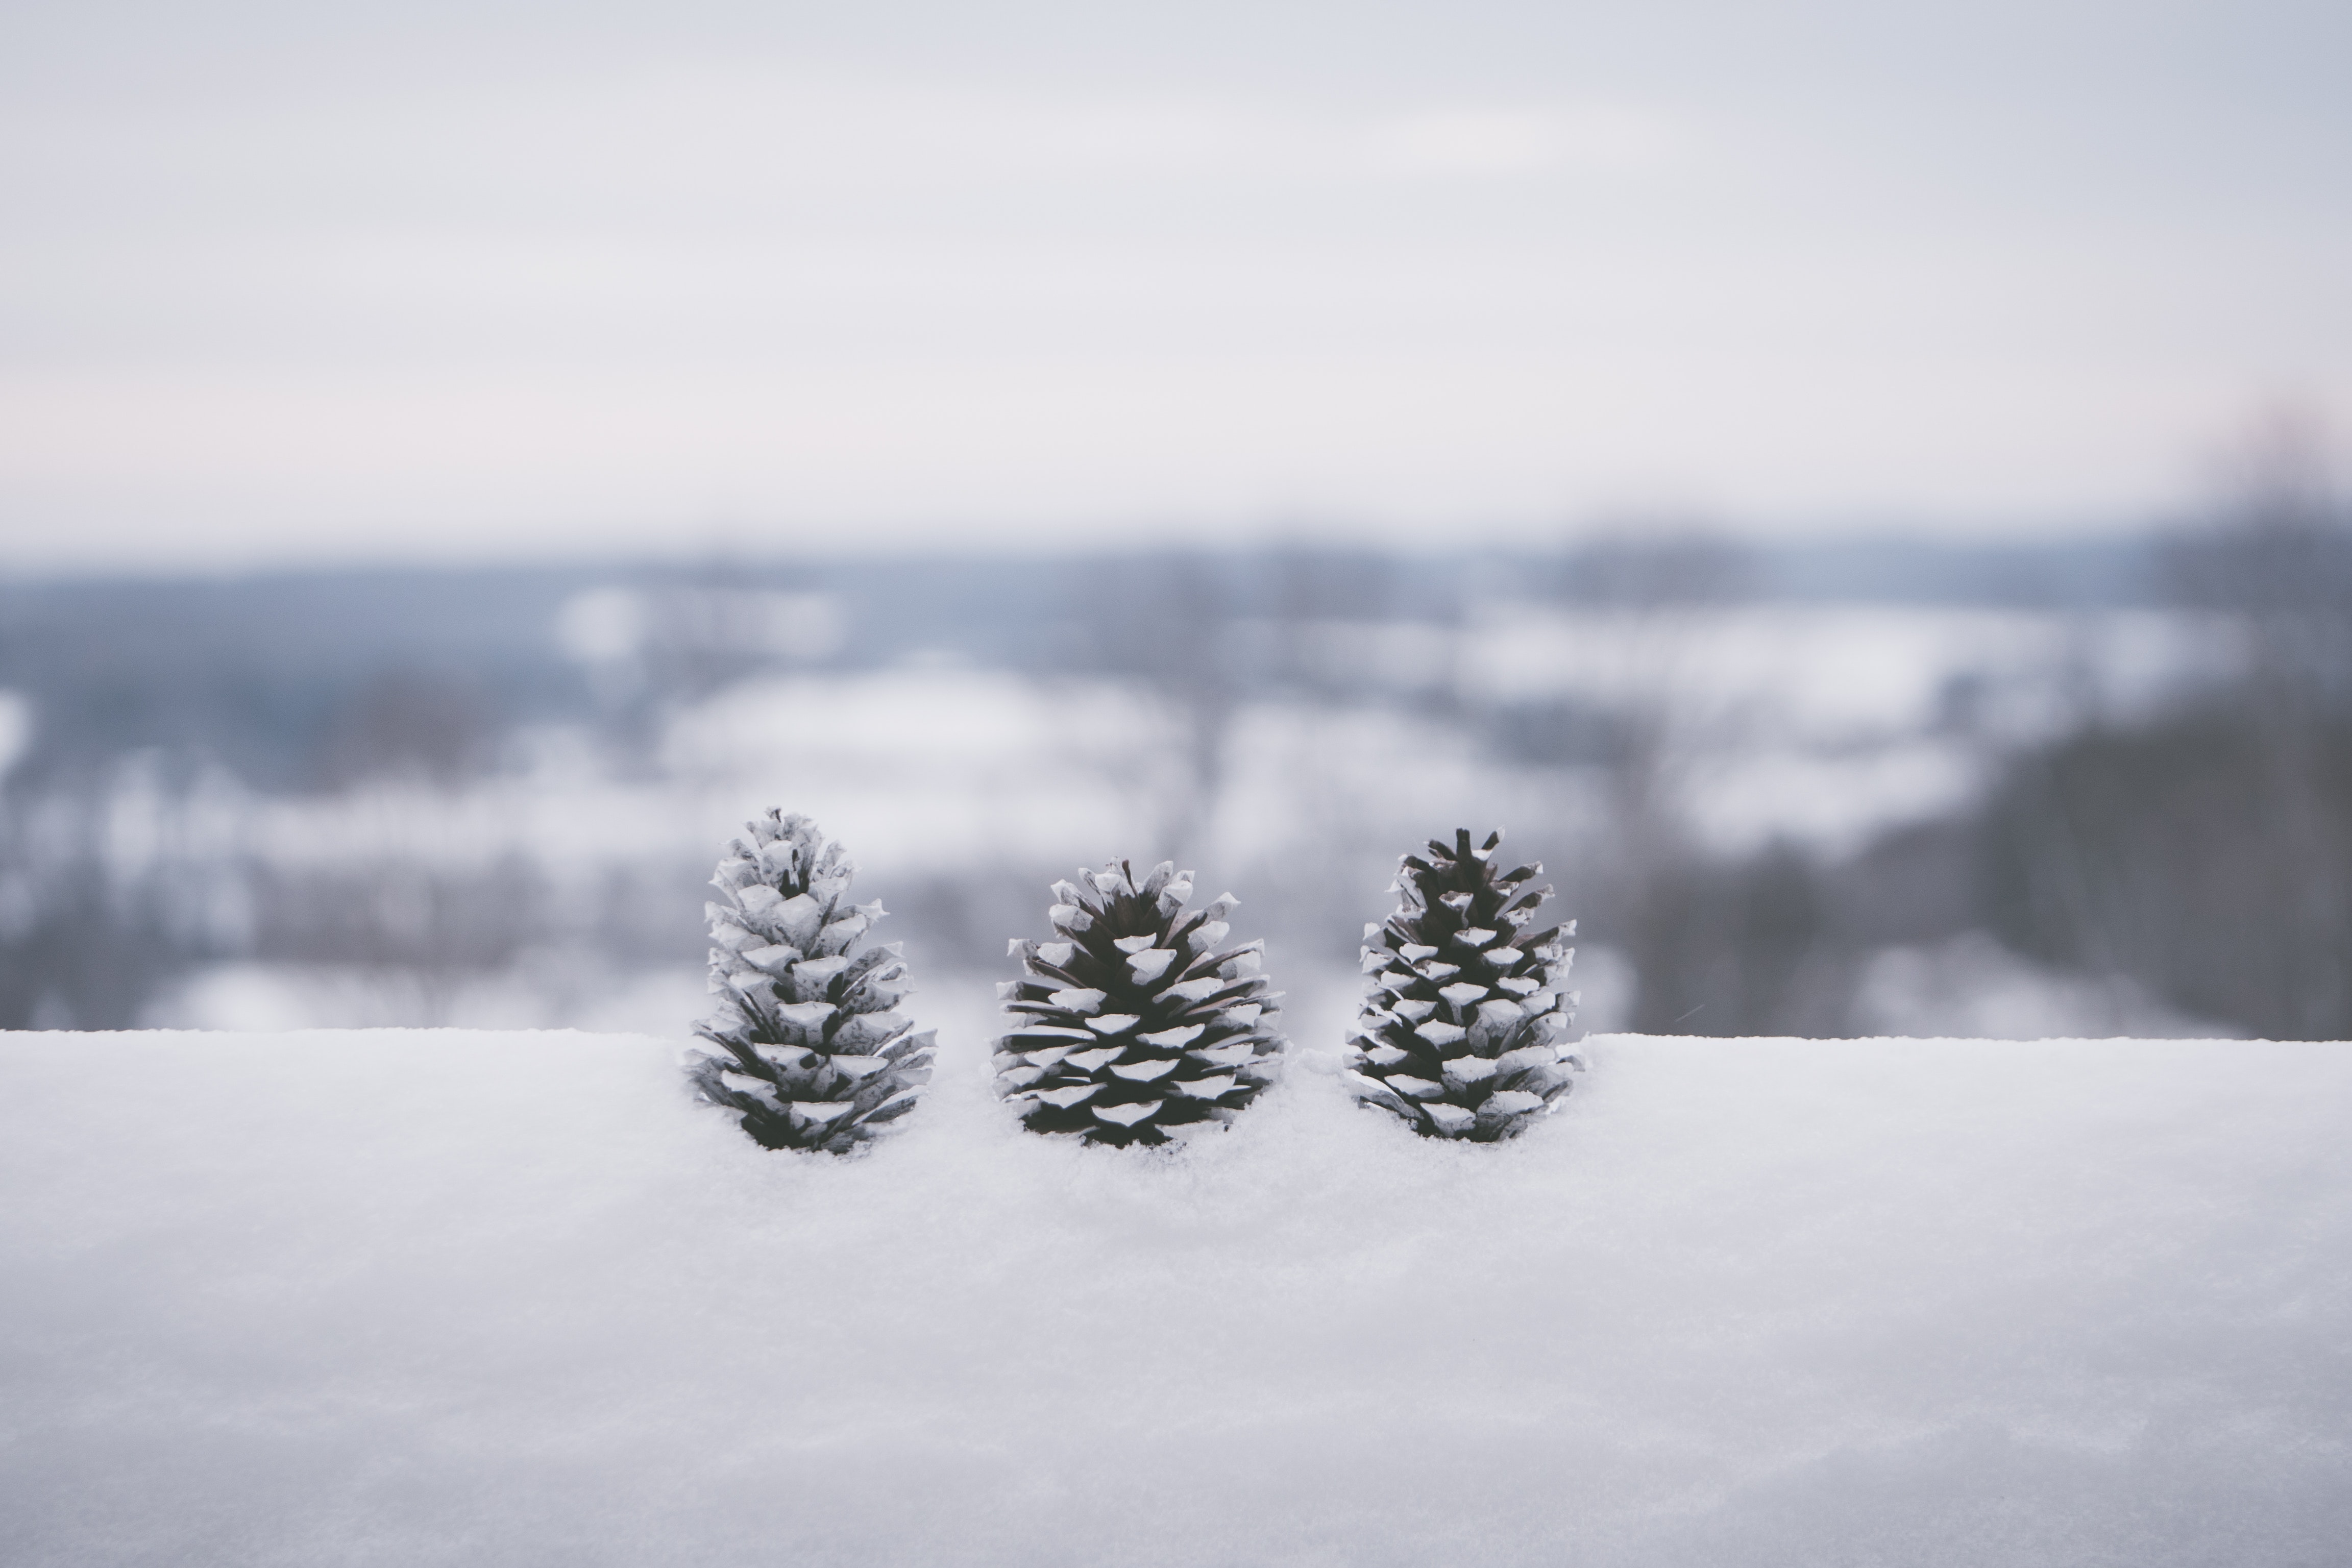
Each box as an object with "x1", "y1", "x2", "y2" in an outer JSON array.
[
  {"x1": 1344, "y1": 827, "x2": 1581, "y2": 1141},
  {"x1": 994, "y1": 859, "x2": 1285, "y2": 1147},
  {"x1": 685, "y1": 811, "x2": 935, "y2": 1154}
]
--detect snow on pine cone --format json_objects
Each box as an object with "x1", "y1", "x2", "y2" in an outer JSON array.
[
  {"x1": 685, "y1": 810, "x2": 935, "y2": 1154},
  {"x1": 994, "y1": 859, "x2": 1284, "y2": 1147},
  {"x1": 1344, "y1": 827, "x2": 1582, "y2": 1141}
]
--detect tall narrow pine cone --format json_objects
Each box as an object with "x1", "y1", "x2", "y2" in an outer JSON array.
[
  {"x1": 686, "y1": 811, "x2": 935, "y2": 1153},
  {"x1": 995, "y1": 859, "x2": 1284, "y2": 1147},
  {"x1": 1344, "y1": 828, "x2": 1581, "y2": 1140}
]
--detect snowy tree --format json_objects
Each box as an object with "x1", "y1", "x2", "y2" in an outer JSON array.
[
  {"x1": 994, "y1": 859, "x2": 1284, "y2": 1147},
  {"x1": 685, "y1": 811, "x2": 935, "y2": 1153},
  {"x1": 1345, "y1": 828, "x2": 1581, "y2": 1140}
]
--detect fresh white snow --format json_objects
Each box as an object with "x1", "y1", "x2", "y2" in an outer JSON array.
[{"x1": 3, "y1": 1021, "x2": 2346, "y2": 1567}]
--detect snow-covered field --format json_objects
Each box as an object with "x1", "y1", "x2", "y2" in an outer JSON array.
[{"x1": 4, "y1": 1020, "x2": 2346, "y2": 1566}]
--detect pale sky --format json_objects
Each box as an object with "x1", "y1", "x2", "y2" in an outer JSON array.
[{"x1": 2, "y1": 0, "x2": 2346, "y2": 569}]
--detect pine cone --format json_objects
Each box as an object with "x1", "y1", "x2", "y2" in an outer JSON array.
[
  {"x1": 994, "y1": 859, "x2": 1284, "y2": 1147},
  {"x1": 685, "y1": 811, "x2": 935, "y2": 1153},
  {"x1": 1344, "y1": 828, "x2": 1581, "y2": 1140}
]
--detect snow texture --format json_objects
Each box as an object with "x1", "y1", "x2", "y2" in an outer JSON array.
[
  {"x1": 1347, "y1": 827, "x2": 1581, "y2": 1139},
  {"x1": 997, "y1": 859, "x2": 1285, "y2": 1146},
  {"x1": 4, "y1": 1024, "x2": 2348, "y2": 1567},
  {"x1": 684, "y1": 810, "x2": 935, "y2": 1152}
]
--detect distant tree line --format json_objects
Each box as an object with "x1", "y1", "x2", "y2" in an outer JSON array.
[{"x1": 3, "y1": 507, "x2": 2344, "y2": 1037}]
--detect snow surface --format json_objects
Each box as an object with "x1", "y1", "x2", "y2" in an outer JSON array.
[{"x1": 4, "y1": 1023, "x2": 2347, "y2": 1567}]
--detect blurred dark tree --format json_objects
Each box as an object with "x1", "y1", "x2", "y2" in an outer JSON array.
[
  {"x1": 1982, "y1": 422, "x2": 2352, "y2": 1038},
  {"x1": 0, "y1": 856, "x2": 172, "y2": 1029},
  {"x1": 1550, "y1": 531, "x2": 1758, "y2": 876},
  {"x1": 1068, "y1": 551, "x2": 1246, "y2": 861},
  {"x1": 1825, "y1": 818, "x2": 1982, "y2": 948},
  {"x1": 1481, "y1": 698, "x2": 1634, "y2": 768},
  {"x1": 1980, "y1": 709, "x2": 2352, "y2": 1038},
  {"x1": 0, "y1": 570, "x2": 593, "y2": 794},
  {"x1": 246, "y1": 854, "x2": 547, "y2": 1023},
  {"x1": 1553, "y1": 530, "x2": 1758, "y2": 607},
  {"x1": 1265, "y1": 545, "x2": 1409, "y2": 623},
  {"x1": 2161, "y1": 416, "x2": 2352, "y2": 712},
  {"x1": 1536, "y1": 531, "x2": 1823, "y2": 1034},
  {"x1": 317, "y1": 670, "x2": 494, "y2": 788},
  {"x1": 578, "y1": 572, "x2": 846, "y2": 768},
  {"x1": 1619, "y1": 841, "x2": 1848, "y2": 1037},
  {"x1": 0, "y1": 758, "x2": 233, "y2": 1029}
]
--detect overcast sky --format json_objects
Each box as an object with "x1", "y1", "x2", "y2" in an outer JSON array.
[{"x1": 2, "y1": 0, "x2": 2346, "y2": 569}]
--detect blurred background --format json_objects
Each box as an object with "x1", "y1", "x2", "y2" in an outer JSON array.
[{"x1": 3, "y1": 0, "x2": 2347, "y2": 1039}]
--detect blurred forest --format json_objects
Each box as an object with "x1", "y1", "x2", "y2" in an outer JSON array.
[{"x1": 3, "y1": 472, "x2": 2346, "y2": 1040}]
